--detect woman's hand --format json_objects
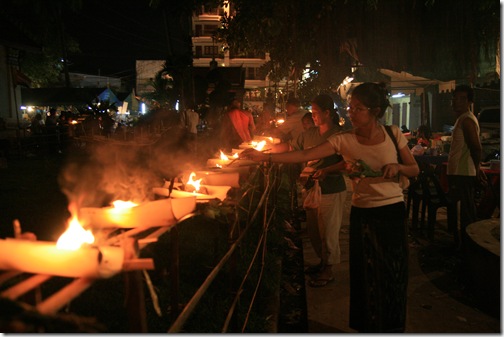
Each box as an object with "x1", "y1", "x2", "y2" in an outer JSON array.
[
  {"x1": 312, "y1": 168, "x2": 326, "y2": 181},
  {"x1": 382, "y1": 163, "x2": 400, "y2": 179},
  {"x1": 239, "y1": 148, "x2": 268, "y2": 162}
]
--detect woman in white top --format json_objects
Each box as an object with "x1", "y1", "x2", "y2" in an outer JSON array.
[{"x1": 241, "y1": 82, "x2": 419, "y2": 332}]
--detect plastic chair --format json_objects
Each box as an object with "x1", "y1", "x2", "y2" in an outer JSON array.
[
  {"x1": 407, "y1": 167, "x2": 453, "y2": 239},
  {"x1": 407, "y1": 174, "x2": 428, "y2": 230},
  {"x1": 424, "y1": 171, "x2": 453, "y2": 239}
]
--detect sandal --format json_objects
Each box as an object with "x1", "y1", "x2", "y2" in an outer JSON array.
[
  {"x1": 308, "y1": 276, "x2": 334, "y2": 288},
  {"x1": 304, "y1": 263, "x2": 323, "y2": 275}
]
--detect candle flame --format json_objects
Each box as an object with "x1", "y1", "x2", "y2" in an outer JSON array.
[
  {"x1": 232, "y1": 153, "x2": 239, "y2": 158},
  {"x1": 56, "y1": 215, "x2": 94, "y2": 250},
  {"x1": 219, "y1": 151, "x2": 229, "y2": 161},
  {"x1": 276, "y1": 118, "x2": 285, "y2": 125},
  {"x1": 111, "y1": 200, "x2": 138, "y2": 210},
  {"x1": 253, "y1": 140, "x2": 267, "y2": 151},
  {"x1": 186, "y1": 172, "x2": 202, "y2": 192}
]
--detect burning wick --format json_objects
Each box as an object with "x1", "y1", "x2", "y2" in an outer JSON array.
[
  {"x1": 252, "y1": 140, "x2": 267, "y2": 151},
  {"x1": 186, "y1": 172, "x2": 203, "y2": 193},
  {"x1": 56, "y1": 215, "x2": 94, "y2": 251},
  {"x1": 219, "y1": 150, "x2": 229, "y2": 161},
  {"x1": 111, "y1": 200, "x2": 138, "y2": 210}
]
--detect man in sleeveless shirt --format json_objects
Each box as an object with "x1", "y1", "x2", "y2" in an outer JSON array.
[{"x1": 446, "y1": 85, "x2": 486, "y2": 249}]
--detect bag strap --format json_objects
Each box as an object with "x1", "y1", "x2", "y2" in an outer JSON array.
[{"x1": 384, "y1": 125, "x2": 403, "y2": 164}]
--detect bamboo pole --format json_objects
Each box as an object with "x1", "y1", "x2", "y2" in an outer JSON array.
[
  {"x1": 1, "y1": 274, "x2": 51, "y2": 300},
  {"x1": 36, "y1": 278, "x2": 94, "y2": 314}
]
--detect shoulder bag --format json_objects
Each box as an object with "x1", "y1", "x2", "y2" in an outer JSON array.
[{"x1": 384, "y1": 125, "x2": 410, "y2": 190}]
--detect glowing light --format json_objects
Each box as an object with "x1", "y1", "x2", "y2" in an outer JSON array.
[
  {"x1": 56, "y1": 215, "x2": 94, "y2": 251},
  {"x1": 392, "y1": 92, "x2": 405, "y2": 98},
  {"x1": 219, "y1": 151, "x2": 229, "y2": 161},
  {"x1": 111, "y1": 200, "x2": 138, "y2": 209},
  {"x1": 186, "y1": 172, "x2": 203, "y2": 192},
  {"x1": 252, "y1": 140, "x2": 267, "y2": 151}
]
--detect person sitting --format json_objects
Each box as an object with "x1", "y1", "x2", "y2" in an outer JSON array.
[{"x1": 416, "y1": 124, "x2": 431, "y2": 147}]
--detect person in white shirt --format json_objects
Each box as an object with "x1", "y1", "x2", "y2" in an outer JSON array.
[
  {"x1": 241, "y1": 82, "x2": 419, "y2": 333},
  {"x1": 446, "y1": 84, "x2": 486, "y2": 248}
]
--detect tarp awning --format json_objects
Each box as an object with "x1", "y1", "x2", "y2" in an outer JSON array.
[{"x1": 21, "y1": 87, "x2": 111, "y2": 106}]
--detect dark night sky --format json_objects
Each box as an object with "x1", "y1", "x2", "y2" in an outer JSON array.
[{"x1": 64, "y1": 0, "x2": 189, "y2": 80}]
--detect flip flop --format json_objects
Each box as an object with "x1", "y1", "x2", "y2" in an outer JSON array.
[
  {"x1": 308, "y1": 276, "x2": 334, "y2": 288},
  {"x1": 304, "y1": 263, "x2": 323, "y2": 275}
]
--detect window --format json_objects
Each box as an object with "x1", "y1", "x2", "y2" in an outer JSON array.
[
  {"x1": 246, "y1": 67, "x2": 257, "y2": 80},
  {"x1": 195, "y1": 25, "x2": 202, "y2": 37},
  {"x1": 195, "y1": 46, "x2": 202, "y2": 58},
  {"x1": 203, "y1": 24, "x2": 219, "y2": 36},
  {"x1": 204, "y1": 46, "x2": 219, "y2": 58}
]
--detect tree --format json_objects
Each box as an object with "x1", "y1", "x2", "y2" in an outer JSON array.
[
  {"x1": 148, "y1": 0, "x2": 224, "y2": 111},
  {"x1": 217, "y1": 0, "x2": 500, "y2": 100},
  {"x1": 140, "y1": 67, "x2": 176, "y2": 110},
  {"x1": 1, "y1": 0, "x2": 83, "y2": 87}
]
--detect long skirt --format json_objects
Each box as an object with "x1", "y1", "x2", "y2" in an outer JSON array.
[{"x1": 349, "y1": 202, "x2": 408, "y2": 333}]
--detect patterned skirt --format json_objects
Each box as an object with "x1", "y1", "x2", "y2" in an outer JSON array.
[{"x1": 348, "y1": 202, "x2": 408, "y2": 333}]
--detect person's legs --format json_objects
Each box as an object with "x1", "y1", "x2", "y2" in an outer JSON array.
[
  {"x1": 305, "y1": 207, "x2": 322, "y2": 258},
  {"x1": 448, "y1": 175, "x2": 477, "y2": 249},
  {"x1": 309, "y1": 191, "x2": 347, "y2": 287},
  {"x1": 320, "y1": 190, "x2": 347, "y2": 265},
  {"x1": 349, "y1": 203, "x2": 408, "y2": 332}
]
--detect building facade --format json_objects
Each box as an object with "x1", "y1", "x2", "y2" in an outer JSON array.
[{"x1": 136, "y1": 2, "x2": 274, "y2": 113}]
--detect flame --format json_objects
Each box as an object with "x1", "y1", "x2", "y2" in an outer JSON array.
[
  {"x1": 276, "y1": 118, "x2": 285, "y2": 125},
  {"x1": 219, "y1": 150, "x2": 229, "y2": 161},
  {"x1": 216, "y1": 163, "x2": 222, "y2": 168},
  {"x1": 253, "y1": 140, "x2": 267, "y2": 151},
  {"x1": 232, "y1": 152, "x2": 239, "y2": 158},
  {"x1": 111, "y1": 200, "x2": 138, "y2": 210},
  {"x1": 186, "y1": 172, "x2": 202, "y2": 192},
  {"x1": 56, "y1": 215, "x2": 94, "y2": 251}
]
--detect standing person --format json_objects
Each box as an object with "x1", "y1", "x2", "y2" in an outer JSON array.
[
  {"x1": 220, "y1": 98, "x2": 255, "y2": 151},
  {"x1": 446, "y1": 85, "x2": 486, "y2": 248},
  {"x1": 294, "y1": 94, "x2": 347, "y2": 287},
  {"x1": 241, "y1": 82, "x2": 419, "y2": 332},
  {"x1": 181, "y1": 104, "x2": 200, "y2": 154},
  {"x1": 256, "y1": 101, "x2": 275, "y2": 135},
  {"x1": 276, "y1": 97, "x2": 306, "y2": 143}
]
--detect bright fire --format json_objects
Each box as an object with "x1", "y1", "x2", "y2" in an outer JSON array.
[
  {"x1": 186, "y1": 172, "x2": 203, "y2": 192},
  {"x1": 252, "y1": 140, "x2": 267, "y2": 151},
  {"x1": 111, "y1": 200, "x2": 138, "y2": 209},
  {"x1": 219, "y1": 150, "x2": 229, "y2": 161},
  {"x1": 56, "y1": 215, "x2": 94, "y2": 251}
]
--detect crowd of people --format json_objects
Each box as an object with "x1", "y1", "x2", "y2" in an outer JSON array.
[
  {"x1": 18, "y1": 82, "x2": 488, "y2": 333},
  {"x1": 235, "y1": 82, "x2": 487, "y2": 333}
]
